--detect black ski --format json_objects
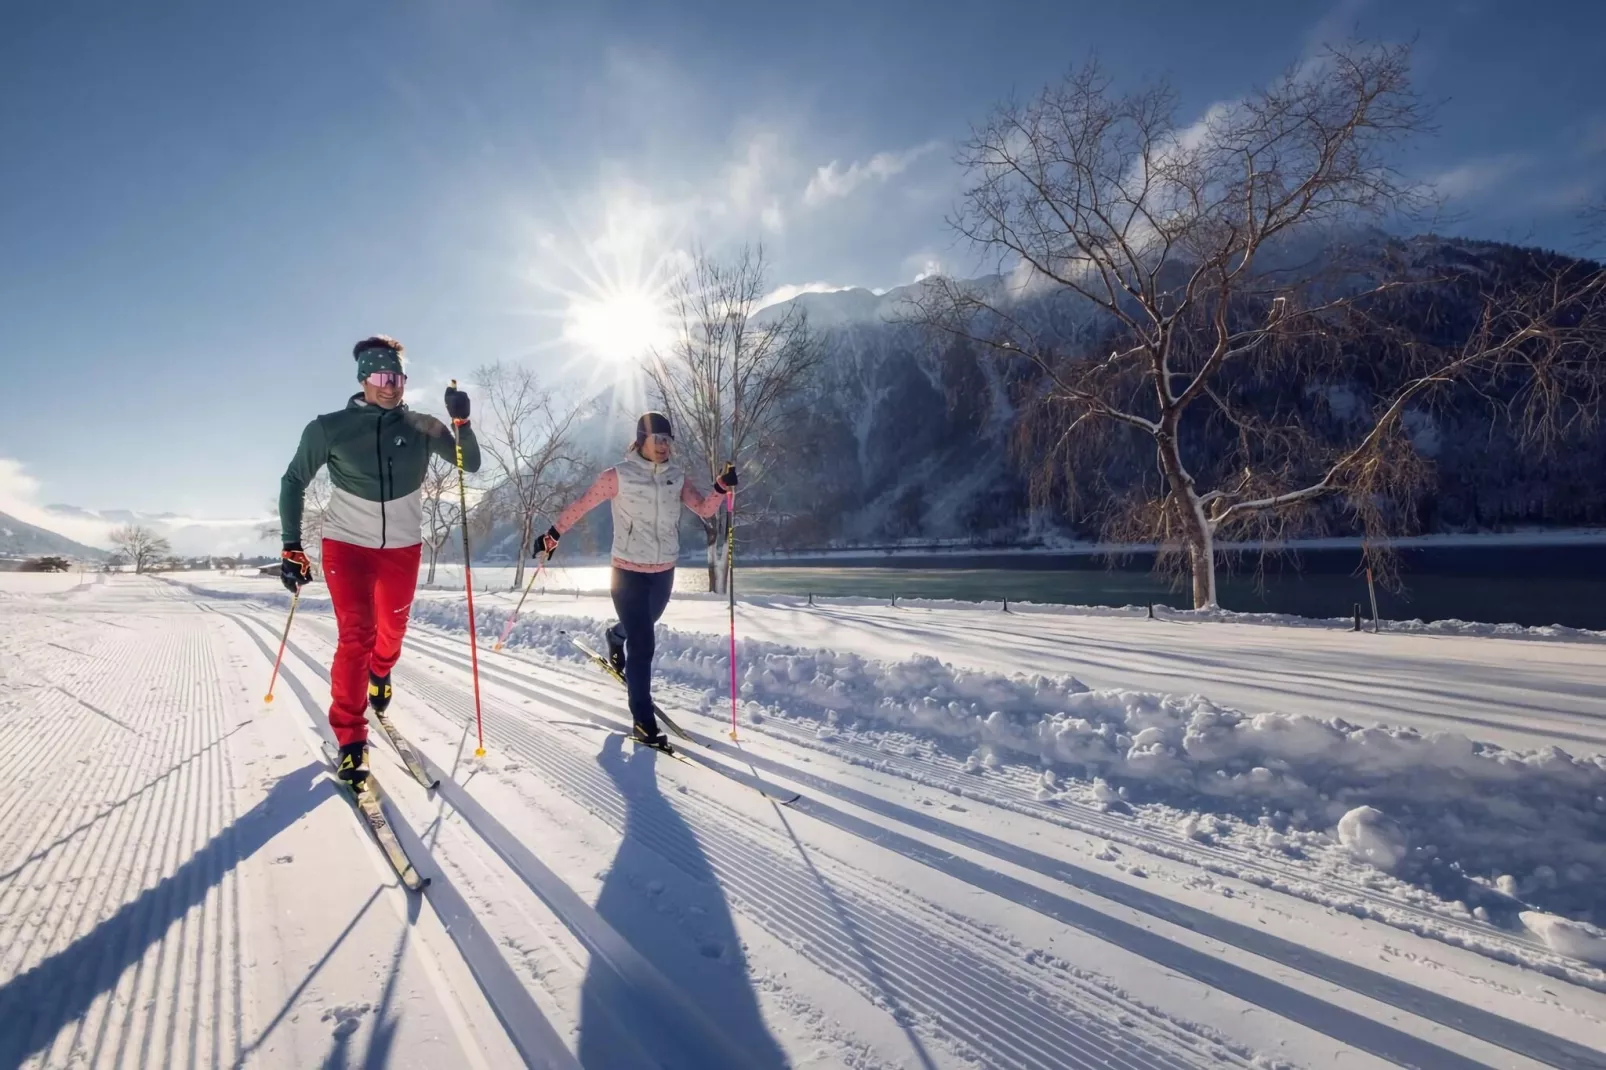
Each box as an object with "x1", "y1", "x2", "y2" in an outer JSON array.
[
  {"x1": 569, "y1": 636, "x2": 693, "y2": 741},
  {"x1": 372, "y1": 710, "x2": 440, "y2": 789},
  {"x1": 322, "y1": 742, "x2": 429, "y2": 892}
]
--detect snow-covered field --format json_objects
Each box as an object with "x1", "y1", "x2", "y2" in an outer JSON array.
[{"x1": 4, "y1": 571, "x2": 1605, "y2": 1068}]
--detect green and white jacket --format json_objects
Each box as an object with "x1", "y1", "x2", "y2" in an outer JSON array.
[{"x1": 279, "y1": 394, "x2": 481, "y2": 549}]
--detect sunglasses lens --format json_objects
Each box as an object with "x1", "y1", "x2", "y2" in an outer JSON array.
[{"x1": 368, "y1": 371, "x2": 405, "y2": 388}]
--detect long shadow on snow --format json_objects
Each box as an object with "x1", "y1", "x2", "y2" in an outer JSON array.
[
  {"x1": 0, "y1": 762, "x2": 329, "y2": 1070},
  {"x1": 581, "y1": 734, "x2": 788, "y2": 1070}
]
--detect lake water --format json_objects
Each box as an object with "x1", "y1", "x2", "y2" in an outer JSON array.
[{"x1": 426, "y1": 542, "x2": 1606, "y2": 630}]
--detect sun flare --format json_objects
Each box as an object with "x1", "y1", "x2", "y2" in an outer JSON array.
[{"x1": 562, "y1": 284, "x2": 674, "y2": 365}]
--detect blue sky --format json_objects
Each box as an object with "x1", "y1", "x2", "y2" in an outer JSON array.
[{"x1": 1, "y1": 0, "x2": 1603, "y2": 540}]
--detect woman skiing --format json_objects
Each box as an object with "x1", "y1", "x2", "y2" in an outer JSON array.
[{"x1": 537, "y1": 411, "x2": 735, "y2": 750}]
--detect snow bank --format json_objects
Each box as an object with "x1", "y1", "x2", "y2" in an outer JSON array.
[
  {"x1": 408, "y1": 596, "x2": 1606, "y2": 923},
  {"x1": 170, "y1": 575, "x2": 1606, "y2": 928},
  {"x1": 1521, "y1": 912, "x2": 1606, "y2": 965}
]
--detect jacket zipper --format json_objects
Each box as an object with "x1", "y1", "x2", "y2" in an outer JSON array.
[
  {"x1": 375, "y1": 417, "x2": 388, "y2": 549},
  {"x1": 653, "y1": 460, "x2": 662, "y2": 562}
]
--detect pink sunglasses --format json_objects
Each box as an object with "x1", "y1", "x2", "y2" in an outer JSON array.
[{"x1": 366, "y1": 371, "x2": 406, "y2": 388}]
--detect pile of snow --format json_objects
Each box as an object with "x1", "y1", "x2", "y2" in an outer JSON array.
[
  {"x1": 170, "y1": 576, "x2": 1606, "y2": 924},
  {"x1": 418, "y1": 598, "x2": 1606, "y2": 921},
  {"x1": 1335, "y1": 806, "x2": 1409, "y2": 871},
  {"x1": 1520, "y1": 912, "x2": 1606, "y2": 965}
]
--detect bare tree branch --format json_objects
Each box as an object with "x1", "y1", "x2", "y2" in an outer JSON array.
[
  {"x1": 472, "y1": 363, "x2": 587, "y2": 589},
  {"x1": 916, "y1": 41, "x2": 1606, "y2": 607},
  {"x1": 645, "y1": 244, "x2": 822, "y2": 591}
]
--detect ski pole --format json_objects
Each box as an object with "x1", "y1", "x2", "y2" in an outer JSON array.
[
  {"x1": 493, "y1": 551, "x2": 548, "y2": 652},
  {"x1": 726, "y1": 482, "x2": 739, "y2": 741},
  {"x1": 451, "y1": 381, "x2": 487, "y2": 758},
  {"x1": 263, "y1": 589, "x2": 301, "y2": 703}
]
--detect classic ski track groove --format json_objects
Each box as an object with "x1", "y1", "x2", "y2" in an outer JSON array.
[
  {"x1": 466, "y1": 624, "x2": 1570, "y2": 967},
  {"x1": 0, "y1": 600, "x2": 245, "y2": 1070},
  {"x1": 263, "y1": 613, "x2": 1269, "y2": 1069},
  {"x1": 219, "y1": 610, "x2": 587, "y2": 1070},
  {"x1": 741, "y1": 703, "x2": 1561, "y2": 959},
  {"x1": 488, "y1": 623, "x2": 1557, "y2": 964},
  {"x1": 382, "y1": 619, "x2": 1606, "y2": 1070}
]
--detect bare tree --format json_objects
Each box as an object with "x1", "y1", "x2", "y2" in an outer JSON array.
[
  {"x1": 918, "y1": 44, "x2": 1605, "y2": 607},
  {"x1": 647, "y1": 245, "x2": 822, "y2": 591},
  {"x1": 420, "y1": 452, "x2": 461, "y2": 584},
  {"x1": 473, "y1": 362, "x2": 585, "y2": 590},
  {"x1": 109, "y1": 524, "x2": 171, "y2": 575},
  {"x1": 261, "y1": 471, "x2": 333, "y2": 570}
]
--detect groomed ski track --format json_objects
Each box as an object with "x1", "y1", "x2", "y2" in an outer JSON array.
[
  {"x1": 6, "y1": 573, "x2": 1606, "y2": 1068},
  {"x1": 0, "y1": 575, "x2": 535, "y2": 1070}
]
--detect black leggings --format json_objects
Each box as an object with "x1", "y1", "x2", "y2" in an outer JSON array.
[{"x1": 610, "y1": 566, "x2": 675, "y2": 731}]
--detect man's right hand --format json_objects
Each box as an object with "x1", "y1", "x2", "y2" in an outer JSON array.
[
  {"x1": 281, "y1": 544, "x2": 314, "y2": 593},
  {"x1": 535, "y1": 525, "x2": 560, "y2": 558}
]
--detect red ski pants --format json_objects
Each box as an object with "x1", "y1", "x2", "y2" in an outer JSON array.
[{"x1": 321, "y1": 538, "x2": 422, "y2": 747}]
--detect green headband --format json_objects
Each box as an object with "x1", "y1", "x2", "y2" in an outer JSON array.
[{"x1": 356, "y1": 347, "x2": 404, "y2": 382}]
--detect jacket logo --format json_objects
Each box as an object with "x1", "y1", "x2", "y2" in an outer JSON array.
[{"x1": 394, "y1": 436, "x2": 407, "y2": 447}]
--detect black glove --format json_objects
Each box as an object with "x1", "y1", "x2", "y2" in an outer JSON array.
[
  {"x1": 281, "y1": 544, "x2": 314, "y2": 593},
  {"x1": 535, "y1": 525, "x2": 560, "y2": 558},
  {"x1": 444, "y1": 385, "x2": 471, "y2": 422},
  {"x1": 714, "y1": 463, "x2": 738, "y2": 493}
]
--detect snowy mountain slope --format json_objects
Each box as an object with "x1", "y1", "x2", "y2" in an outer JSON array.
[
  {"x1": 750, "y1": 235, "x2": 1606, "y2": 549},
  {"x1": 141, "y1": 571, "x2": 1606, "y2": 1067},
  {"x1": 0, "y1": 509, "x2": 108, "y2": 560},
  {"x1": 42, "y1": 503, "x2": 267, "y2": 558}
]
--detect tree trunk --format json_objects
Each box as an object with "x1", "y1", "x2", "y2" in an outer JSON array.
[
  {"x1": 514, "y1": 515, "x2": 531, "y2": 591},
  {"x1": 426, "y1": 544, "x2": 438, "y2": 584},
  {"x1": 1154, "y1": 430, "x2": 1219, "y2": 609},
  {"x1": 1188, "y1": 526, "x2": 1217, "y2": 609},
  {"x1": 705, "y1": 524, "x2": 722, "y2": 594}
]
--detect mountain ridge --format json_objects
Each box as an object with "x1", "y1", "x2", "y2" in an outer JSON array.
[{"x1": 0, "y1": 511, "x2": 109, "y2": 560}]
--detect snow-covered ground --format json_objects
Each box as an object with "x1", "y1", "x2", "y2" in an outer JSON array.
[{"x1": 4, "y1": 570, "x2": 1606, "y2": 1068}]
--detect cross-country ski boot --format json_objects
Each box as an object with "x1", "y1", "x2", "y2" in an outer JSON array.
[
  {"x1": 337, "y1": 740, "x2": 371, "y2": 790},
  {"x1": 605, "y1": 625, "x2": 627, "y2": 677},
  {"x1": 631, "y1": 722, "x2": 673, "y2": 754},
  {"x1": 367, "y1": 671, "x2": 392, "y2": 713}
]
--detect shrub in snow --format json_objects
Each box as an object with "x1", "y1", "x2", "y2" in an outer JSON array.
[{"x1": 1336, "y1": 806, "x2": 1409, "y2": 872}]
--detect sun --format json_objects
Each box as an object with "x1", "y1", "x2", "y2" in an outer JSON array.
[{"x1": 562, "y1": 283, "x2": 674, "y2": 365}]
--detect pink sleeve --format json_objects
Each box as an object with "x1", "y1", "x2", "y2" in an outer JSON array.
[
  {"x1": 681, "y1": 475, "x2": 728, "y2": 519},
  {"x1": 555, "y1": 469, "x2": 618, "y2": 533}
]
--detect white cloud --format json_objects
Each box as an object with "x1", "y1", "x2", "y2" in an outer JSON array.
[
  {"x1": 804, "y1": 140, "x2": 943, "y2": 206},
  {"x1": 721, "y1": 129, "x2": 789, "y2": 233},
  {"x1": 1578, "y1": 115, "x2": 1606, "y2": 158},
  {"x1": 903, "y1": 252, "x2": 947, "y2": 282},
  {"x1": 757, "y1": 281, "x2": 855, "y2": 310},
  {"x1": 0, "y1": 458, "x2": 109, "y2": 548},
  {"x1": 1428, "y1": 153, "x2": 1533, "y2": 201},
  {"x1": 0, "y1": 457, "x2": 271, "y2": 556},
  {"x1": 1305, "y1": 0, "x2": 1371, "y2": 54}
]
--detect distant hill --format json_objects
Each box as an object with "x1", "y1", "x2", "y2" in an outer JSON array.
[
  {"x1": 43, "y1": 504, "x2": 266, "y2": 557},
  {"x1": 739, "y1": 232, "x2": 1606, "y2": 548},
  {"x1": 0, "y1": 511, "x2": 109, "y2": 560}
]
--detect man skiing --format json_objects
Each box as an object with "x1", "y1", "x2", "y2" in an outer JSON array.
[
  {"x1": 537, "y1": 411, "x2": 735, "y2": 751},
  {"x1": 279, "y1": 335, "x2": 480, "y2": 788}
]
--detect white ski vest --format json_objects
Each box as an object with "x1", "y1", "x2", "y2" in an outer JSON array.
[{"x1": 611, "y1": 453, "x2": 685, "y2": 566}]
